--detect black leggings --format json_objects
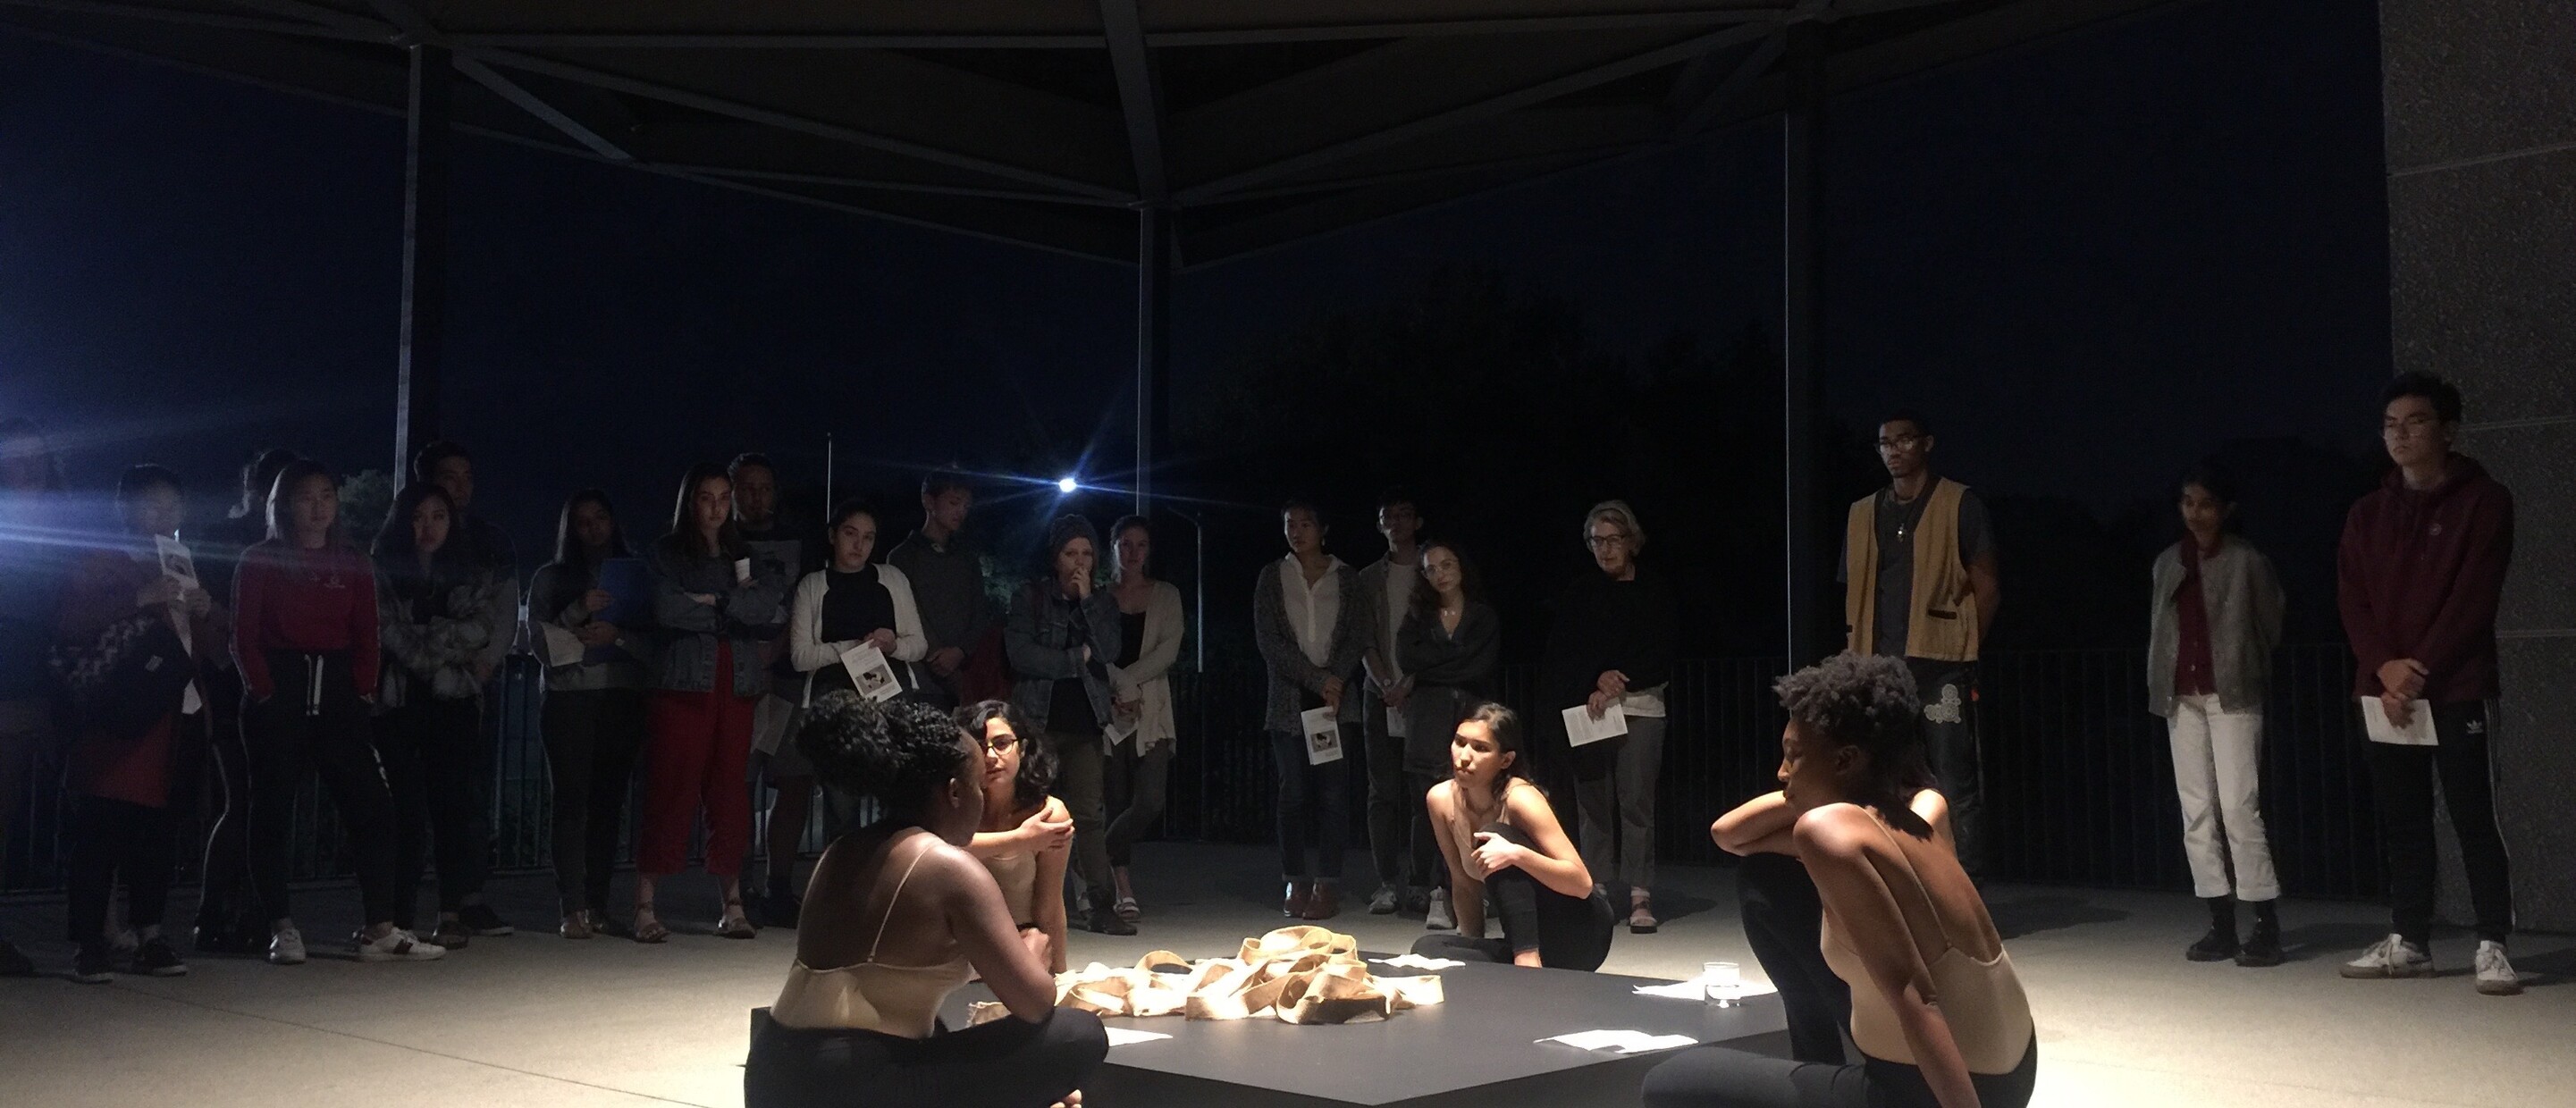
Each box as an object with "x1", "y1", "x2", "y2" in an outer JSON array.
[
  {"x1": 1410, "y1": 821, "x2": 1615, "y2": 971},
  {"x1": 1738, "y1": 851, "x2": 1852, "y2": 1064},
  {"x1": 1643, "y1": 1039, "x2": 2037, "y2": 1108},
  {"x1": 380, "y1": 694, "x2": 492, "y2": 922},
  {"x1": 196, "y1": 672, "x2": 255, "y2": 933},
  {"x1": 66, "y1": 795, "x2": 174, "y2": 943},
  {"x1": 744, "y1": 1006, "x2": 1107, "y2": 1108},
  {"x1": 244, "y1": 651, "x2": 400, "y2": 926},
  {"x1": 543, "y1": 687, "x2": 648, "y2": 914},
  {"x1": 1103, "y1": 737, "x2": 1171, "y2": 869}
]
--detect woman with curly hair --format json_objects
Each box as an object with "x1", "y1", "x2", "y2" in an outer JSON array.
[
  {"x1": 1649, "y1": 654, "x2": 2033, "y2": 1108},
  {"x1": 745, "y1": 693, "x2": 1105, "y2": 1108},
  {"x1": 958, "y1": 701, "x2": 1073, "y2": 973}
]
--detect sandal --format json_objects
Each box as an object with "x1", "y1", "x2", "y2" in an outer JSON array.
[
  {"x1": 1629, "y1": 898, "x2": 1660, "y2": 935},
  {"x1": 717, "y1": 899, "x2": 758, "y2": 940},
  {"x1": 1115, "y1": 896, "x2": 1141, "y2": 923},
  {"x1": 631, "y1": 906, "x2": 669, "y2": 944},
  {"x1": 560, "y1": 911, "x2": 594, "y2": 940}
]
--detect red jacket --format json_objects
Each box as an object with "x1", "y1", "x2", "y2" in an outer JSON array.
[
  {"x1": 232, "y1": 539, "x2": 381, "y2": 702},
  {"x1": 2336, "y1": 454, "x2": 2513, "y2": 703}
]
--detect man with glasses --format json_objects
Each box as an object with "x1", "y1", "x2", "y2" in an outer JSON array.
[
  {"x1": 1838, "y1": 412, "x2": 2000, "y2": 876},
  {"x1": 2336, "y1": 372, "x2": 2520, "y2": 995}
]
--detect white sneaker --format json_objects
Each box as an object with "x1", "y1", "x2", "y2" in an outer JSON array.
[
  {"x1": 2474, "y1": 941, "x2": 2522, "y2": 996},
  {"x1": 357, "y1": 927, "x2": 448, "y2": 962},
  {"x1": 1424, "y1": 888, "x2": 1455, "y2": 931},
  {"x1": 267, "y1": 928, "x2": 307, "y2": 966},
  {"x1": 2339, "y1": 933, "x2": 2432, "y2": 978}
]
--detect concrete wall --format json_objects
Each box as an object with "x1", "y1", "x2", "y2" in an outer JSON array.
[{"x1": 2381, "y1": 0, "x2": 2576, "y2": 933}]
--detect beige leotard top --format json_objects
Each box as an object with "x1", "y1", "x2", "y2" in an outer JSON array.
[
  {"x1": 984, "y1": 849, "x2": 1040, "y2": 927},
  {"x1": 1818, "y1": 817, "x2": 2034, "y2": 1073},
  {"x1": 770, "y1": 830, "x2": 972, "y2": 1038}
]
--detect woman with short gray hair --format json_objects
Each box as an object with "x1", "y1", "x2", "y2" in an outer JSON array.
[{"x1": 1540, "y1": 499, "x2": 1679, "y2": 933}]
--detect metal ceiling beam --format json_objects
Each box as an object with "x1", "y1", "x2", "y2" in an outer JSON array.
[
  {"x1": 652, "y1": 164, "x2": 1129, "y2": 206},
  {"x1": 435, "y1": 11, "x2": 1789, "y2": 50},
  {"x1": 1146, "y1": 9, "x2": 1783, "y2": 46},
  {"x1": 452, "y1": 55, "x2": 631, "y2": 161},
  {"x1": 220, "y1": 0, "x2": 391, "y2": 38},
  {"x1": 0, "y1": 0, "x2": 388, "y2": 40},
  {"x1": 1178, "y1": 19, "x2": 1777, "y2": 203},
  {"x1": 1672, "y1": 29, "x2": 1786, "y2": 135},
  {"x1": 1097, "y1": 0, "x2": 1166, "y2": 203}
]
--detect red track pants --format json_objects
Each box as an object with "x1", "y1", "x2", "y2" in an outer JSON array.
[{"x1": 639, "y1": 645, "x2": 756, "y2": 877}]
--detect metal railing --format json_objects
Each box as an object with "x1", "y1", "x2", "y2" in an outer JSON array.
[{"x1": 4, "y1": 646, "x2": 2379, "y2": 901}]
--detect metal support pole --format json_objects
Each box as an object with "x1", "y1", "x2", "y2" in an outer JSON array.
[
  {"x1": 1133, "y1": 206, "x2": 1172, "y2": 515},
  {"x1": 1781, "y1": 19, "x2": 1827, "y2": 667},
  {"x1": 394, "y1": 42, "x2": 452, "y2": 486}
]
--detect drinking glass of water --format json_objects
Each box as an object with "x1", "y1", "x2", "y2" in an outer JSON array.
[{"x1": 1704, "y1": 961, "x2": 1743, "y2": 1007}]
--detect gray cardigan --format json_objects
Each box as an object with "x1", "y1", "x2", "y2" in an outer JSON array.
[
  {"x1": 1252, "y1": 557, "x2": 1366, "y2": 734},
  {"x1": 2147, "y1": 535, "x2": 2285, "y2": 718}
]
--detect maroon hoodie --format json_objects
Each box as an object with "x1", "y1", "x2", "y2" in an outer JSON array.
[{"x1": 2336, "y1": 453, "x2": 2513, "y2": 703}]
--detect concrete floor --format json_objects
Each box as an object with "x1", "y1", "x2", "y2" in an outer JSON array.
[{"x1": 2, "y1": 842, "x2": 2568, "y2": 1108}]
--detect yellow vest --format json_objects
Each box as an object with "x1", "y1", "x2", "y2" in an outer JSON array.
[{"x1": 1844, "y1": 478, "x2": 1981, "y2": 662}]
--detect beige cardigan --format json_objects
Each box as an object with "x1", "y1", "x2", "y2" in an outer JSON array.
[{"x1": 1107, "y1": 579, "x2": 1184, "y2": 754}]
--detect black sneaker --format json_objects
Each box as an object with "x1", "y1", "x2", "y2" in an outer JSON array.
[
  {"x1": 2185, "y1": 924, "x2": 2238, "y2": 962},
  {"x1": 131, "y1": 936, "x2": 189, "y2": 977},
  {"x1": 72, "y1": 940, "x2": 116, "y2": 985},
  {"x1": 2236, "y1": 919, "x2": 2284, "y2": 968},
  {"x1": 458, "y1": 903, "x2": 516, "y2": 937},
  {"x1": 0, "y1": 937, "x2": 34, "y2": 977},
  {"x1": 1089, "y1": 907, "x2": 1137, "y2": 936}
]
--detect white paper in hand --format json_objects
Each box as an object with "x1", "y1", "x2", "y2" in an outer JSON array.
[
  {"x1": 1105, "y1": 716, "x2": 1139, "y2": 749},
  {"x1": 1300, "y1": 706, "x2": 1344, "y2": 765},
  {"x1": 154, "y1": 535, "x2": 199, "y2": 586},
  {"x1": 840, "y1": 643, "x2": 903, "y2": 702},
  {"x1": 1536, "y1": 1028, "x2": 1698, "y2": 1053},
  {"x1": 537, "y1": 623, "x2": 587, "y2": 668},
  {"x1": 2360, "y1": 697, "x2": 2437, "y2": 745},
  {"x1": 1562, "y1": 702, "x2": 1629, "y2": 747}
]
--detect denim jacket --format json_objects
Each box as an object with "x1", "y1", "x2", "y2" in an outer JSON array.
[
  {"x1": 1004, "y1": 580, "x2": 1124, "y2": 734},
  {"x1": 646, "y1": 539, "x2": 791, "y2": 696}
]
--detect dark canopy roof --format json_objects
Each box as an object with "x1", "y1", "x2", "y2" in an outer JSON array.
[{"x1": 1, "y1": 0, "x2": 2182, "y2": 266}]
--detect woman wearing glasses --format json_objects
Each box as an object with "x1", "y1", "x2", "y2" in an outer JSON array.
[{"x1": 1538, "y1": 500, "x2": 1678, "y2": 933}]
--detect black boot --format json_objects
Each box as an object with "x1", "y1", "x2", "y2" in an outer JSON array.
[
  {"x1": 2185, "y1": 896, "x2": 2238, "y2": 961},
  {"x1": 2235, "y1": 900, "x2": 2283, "y2": 967}
]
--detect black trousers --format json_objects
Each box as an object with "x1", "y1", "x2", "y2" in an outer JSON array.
[
  {"x1": 1360, "y1": 689, "x2": 1418, "y2": 888},
  {"x1": 243, "y1": 651, "x2": 400, "y2": 926},
  {"x1": 195, "y1": 667, "x2": 255, "y2": 934},
  {"x1": 1267, "y1": 728, "x2": 1349, "y2": 882},
  {"x1": 1738, "y1": 851, "x2": 1852, "y2": 1064},
  {"x1": 1908, "y1": 659, "x2": 1985, "y2": 877},
  {"x1": 1103, "y1": 737, "x2": 1172, "y2": 869},
  {"x1": 1643, "y1": 1039, "x2": 2036, "y2": 1108},
  {"x1": 1410, "y1": 821, "x2": 1614, "y2": 971},
  {"x1": 379, "y1": 694, "x2": 492, "y2": 922},
  {"x1": 66, "y1": 795, "x2": 175, "y2": 943},
  {"x1": 2369, "y1": 701, "x2": 2514, "y2": 945},
  {"x1": 744, "y1": 1007, "x2": 1107, "y2": 1108},
  {"x1": 1404, "y1": 769, "x2": 1445, "y2": 893},
  {"x1": 543, "y1": 687, "x2": 649, "y2": 914}
]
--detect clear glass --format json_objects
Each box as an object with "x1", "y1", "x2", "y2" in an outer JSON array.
[{"x1": 1704, "y1": 961, "x2": 1742, "y2": 1007}]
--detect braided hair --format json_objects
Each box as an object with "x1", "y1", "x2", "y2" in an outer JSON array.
[{"x1": 796, "y1": 692, "x2": 972, "y2": 818}]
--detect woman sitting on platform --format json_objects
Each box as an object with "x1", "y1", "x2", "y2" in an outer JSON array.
[
  {"x1": 1646, "y1": 654, "x2": 2033, "y2": 1108},
  {"x1": 745, "y1": 693, "x2": 1104, "y2": 1108},
  {"x1": 959, "y1": 701, "x2": 1073, "y2": 974},
  {"x1": 1410, "y1": 702, "x2": 1615, "y2": 970}
]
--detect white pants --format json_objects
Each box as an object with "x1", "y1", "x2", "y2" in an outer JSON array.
[{"x1": 2167, "y1": 694, "x2": 2278, "y2": 901}]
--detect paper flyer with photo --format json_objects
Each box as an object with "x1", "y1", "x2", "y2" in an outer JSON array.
[
  {"x1": 841, "y1": 642, "x2": 903, "y2": 703},
  {"x1": 1562, "y1": 702, "x2": 1629, "y2": 747},
  {"x1": 2360, "y1": 697, "x2": 2437, "y2": 745},
  {"x1": 154, "y1": 534, "x2": 198, "y2": 586},
  {"x1": 1300, "y1": 706, "x2": 1344, "y2": 765}
]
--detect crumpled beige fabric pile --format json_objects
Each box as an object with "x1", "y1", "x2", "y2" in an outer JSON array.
[{"x1": 968, "y1": 925, "x2": 1445, "y2": 1027}]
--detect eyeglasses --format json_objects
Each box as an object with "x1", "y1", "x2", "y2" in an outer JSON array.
[
  {"x1": 978, "y1": 731, "x2": 1020, "y2": 753},
  {"x1": 1586, "y1": 532, "x2": 1630, "y2": 550},
  {"x1": 1875, "y1": 434, "x2": 1924, "y2": 451}
]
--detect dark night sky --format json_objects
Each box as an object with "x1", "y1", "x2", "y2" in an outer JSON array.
[{"x1": 0, "y1": 0, "x2": 2387, "y2": 560}]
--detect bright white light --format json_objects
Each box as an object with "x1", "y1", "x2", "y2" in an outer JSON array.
[{"x1": 1056, "y1": 476, "x2": 1078, "y2": 493}]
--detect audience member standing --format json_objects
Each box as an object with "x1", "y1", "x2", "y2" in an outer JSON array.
[
  {"x1": 1543, "y1": 499, "x2": 1679, "y2": 932},
  {"x1": 1251, "y1": 499, "x2": 1364, "y2": 922},
  {"x1": 636, "y1": 462, "x2": 790, "y2": 943},
  {"x1": 787, "y1": 501, "x2": 929, "y2": 837},
  {"x1": 2148, "y1": 464, "x2": 2287, "y2": 967},
  {"x1": 410, "y1": 440, "x2": 519, "y2": 582},
  {"x1": 232, "y1": 460, "x2": 442, "y2": 965},
  {"x1": 731, "y1": 453, "x2": 821, "y2": 928},
  {"x1": 55, "y1": 465, "x2": 215, "y2": 982},
  {"x1": 2336, "y1": 372, "x2": 2521, "y2": 996},
  {"x1": 527, "y1": 490, "x2": 650, "y2": 939},
  {"x1": 0, "y1": 417, "x2": 68, "y2": 976},
  {"x1": 1398, "y1": 540, "x2": 1501, "y2": 933},
  {"x1": 888, "y1": 473, "x2": 995, "y2": 709},
  {"x1": 1839, "y1": 415, "x2": 2000, "y2": 877},
  {"x1": 185, "y1": 447, "x2": 299, "y2": 954},
  {"x1": 1102, "y1": 516, "x2": 1183, "y2": 923},
  {"x1": 372, "y1": 482, "x2": 515, "y2": 947},
  {"x1": 1352, "y1": 489, "x2": 1426, "y2": 917},
  {"x1": 1003, "y1": 514, "x2": 1132, "y2": 936}
]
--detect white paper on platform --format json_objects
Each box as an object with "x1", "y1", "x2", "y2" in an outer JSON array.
[
  {"x1": 840, "y1": 642, "x2": 902, "y2": 702},
  {"x1": 2360, "y1": 697, "x2": 2437, "y2": 745},
  {"x1": 1634, "y1": 978, "x2": 1780, "y2": 1001},
  {"x1": 1105, "y1": 1028, "x2": 1173, "y2": 1047},
  {"x1": 1562, "y1": 702, "x2": 1629, "y2": 747},
  {"x1": 1536, "y1": 1029, "x2": 1697, "y2": 1053},
  {"x1": 1370, "y1": 954, "x2": 1465, "y2": 971},
  {"x1": 1300, "y1": 706, "x2": 1344, "y2": 765}
]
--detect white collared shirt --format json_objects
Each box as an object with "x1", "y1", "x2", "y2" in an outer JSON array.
[{"x1": 1279, "y1": 554, "x2": 1346, "y2": 668}]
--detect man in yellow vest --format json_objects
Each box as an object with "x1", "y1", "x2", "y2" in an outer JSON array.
[{"x1": 1839, "y1": 412, "x2": 2001, "y2": 875}]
